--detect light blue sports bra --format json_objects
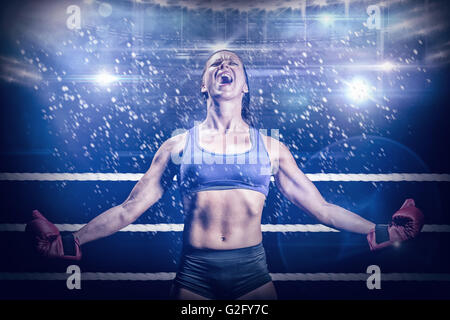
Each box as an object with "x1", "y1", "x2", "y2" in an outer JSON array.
[{"x1": 178, "y1": 126, "x2": 272, "y2": 196}]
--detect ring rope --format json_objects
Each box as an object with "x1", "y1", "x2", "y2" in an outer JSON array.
[
  {"x1": 2, "y1": 174, "x2": 447, "y2": 283},
  {"x1": 1, "y1": 223, "x2": 449, "y2": 233},
  {"x1": 1, "y1": 272, "x2": 449, "y2": 281},
  {"x1": 0, "y1": 173, "x2": 449, "y2": 182}
]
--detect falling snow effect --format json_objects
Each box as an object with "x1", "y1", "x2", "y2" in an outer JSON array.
[{"x1": 0, "y1": 1, "x2": 448, "y2": 264}]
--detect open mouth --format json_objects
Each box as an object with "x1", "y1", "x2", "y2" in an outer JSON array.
[{"x1": 217, "y1": 72, "x2": 233, "y2": 85}]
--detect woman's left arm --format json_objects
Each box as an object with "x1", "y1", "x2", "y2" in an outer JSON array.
[{"x1": 273, "y1": 140, "x2": 375, "y2": 234}]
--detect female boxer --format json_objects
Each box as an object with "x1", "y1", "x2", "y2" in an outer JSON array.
[{"x1": 27, "y1": 50, "x2": 424, "y2": 300}]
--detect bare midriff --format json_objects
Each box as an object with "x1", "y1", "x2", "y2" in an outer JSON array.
[{"x1": 182, "y1": 188, "x2": 266, "y2": 250}]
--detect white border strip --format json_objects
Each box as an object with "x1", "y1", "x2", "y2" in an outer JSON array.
[
  {"x1": 0, "y1": 173, "x2": 449, "y2": 182},
  {"x1": 0, "y1": 173, "x2": 144, "y2": 181},
  {"x1": 1, "y1": 272, "x2": 449, "y2": 281},
  {"x1": 1, "y1": 223, "x2": 449, "y2": 233}
]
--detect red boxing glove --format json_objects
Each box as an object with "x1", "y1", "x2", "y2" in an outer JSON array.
[
  {"x1": 367, "y1": 199, "x2": 424, "y2": 251},
  {"x1": 25, "y1": 210, "x2": 81, "y2": 260}
]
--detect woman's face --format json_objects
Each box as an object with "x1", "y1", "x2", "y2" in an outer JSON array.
[{"x1": 201, "y1": 50, "x2": 248, "y2": 102}]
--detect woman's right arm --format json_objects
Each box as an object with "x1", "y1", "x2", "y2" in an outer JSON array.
[{"x1": 74, "y1": 133, "x2": 185, "y2": 245}]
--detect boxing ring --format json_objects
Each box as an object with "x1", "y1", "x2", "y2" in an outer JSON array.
[
  {"x1": 1, "y1": 172, "x2": 450, "y2": 299},
  {"x1": 1, "y1": 0, "x2": 450, "y2": 300}
]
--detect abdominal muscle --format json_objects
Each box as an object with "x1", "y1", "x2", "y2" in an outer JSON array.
[{"x1": 182, "y1": 188, "x2": 266, "y2": 250}]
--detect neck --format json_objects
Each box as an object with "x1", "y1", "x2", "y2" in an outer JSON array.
[{"x1": 202, "y1": 98, "x2": 248, "y2": 133}]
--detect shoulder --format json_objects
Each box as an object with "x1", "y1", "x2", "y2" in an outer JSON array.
[
  {"x1": 257, "y1": 129, "x2": 291, "y2": 162},
  {"x1": 158, "y1": 129, "x2": 189, "y2": 155}
]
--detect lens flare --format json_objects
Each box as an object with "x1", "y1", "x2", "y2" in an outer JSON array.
[
  {"x1": 319, "y1": 14, "x2": 334, "y2": 26},
  {"x1": 95, "y1": 72, "x2": 117, "y2": 86},
  {"x1": 347, "y1": 78, "x2": 371, "y2": 102},
  {"x1": 380, "y1": 61, "x2": 395, "y2": 71}
]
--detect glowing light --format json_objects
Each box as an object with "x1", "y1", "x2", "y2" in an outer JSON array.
[
  {"x1": 98, "y1": 2, "x2": 113, "y2": 17},
  {"x1": 393, "y1": 241, "x2": 401, "y2": 248},
  {"x1": 95, "y1": 72, "x2": 117, "y2": 86},
  {"x1": 319, "y1": 14, "x2": 334, "y2": 26},
  {"x1": 313, "y1": 0, "x2": 328, "y2": 7},
  {"x1": 347, "y1": 78, "x2": 371, "y2": 102},
  {"x1": 380, "y1": 61, "x2": 395, "y2": 71},
  {"x1": 209, "y1": 42, "x2": 231, "y2": 52}
]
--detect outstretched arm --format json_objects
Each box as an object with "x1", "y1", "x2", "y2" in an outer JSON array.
[
  {"x1": 74, "y1": 134, "x2": 183, "y2": 245},
  {"x1": 272, "y1": 139, "x2": 424, "y2": 249},
  {"x1": 273, "y1": 141, "x2": 375, "y2": 234}
]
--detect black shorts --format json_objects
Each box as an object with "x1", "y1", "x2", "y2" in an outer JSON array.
[{"x1": 173, "y1": 242, "x2": 272, "y2": 299}]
